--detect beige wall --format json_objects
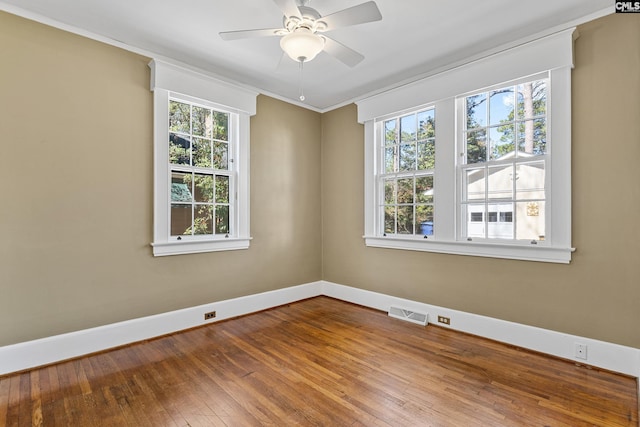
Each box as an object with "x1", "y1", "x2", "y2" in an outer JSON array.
[
  {"x1": 0, "y1": 12, "x2": 321, "y2": 346},
  {"x1": 1, "y1": 11, "x2": 638, "y2": 351},
  {"x1": 322, "y1": 13, "x2": 640, "y2": 348}
]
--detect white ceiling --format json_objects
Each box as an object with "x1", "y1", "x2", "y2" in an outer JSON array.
[{"x1": 1, "y1": 0, "x2": 612, "y2": 111}]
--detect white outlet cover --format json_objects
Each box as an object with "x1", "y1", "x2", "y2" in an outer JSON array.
[{"x1": 575, "y1": 343, "x2": 588, "y2": 360}]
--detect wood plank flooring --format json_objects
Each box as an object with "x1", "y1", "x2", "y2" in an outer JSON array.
[{"x1": 0, "y1": 296, "x2": 637, "y2": 426}]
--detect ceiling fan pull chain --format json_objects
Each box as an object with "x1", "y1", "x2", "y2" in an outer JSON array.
[{"x1": 298, "y1": 59, "x2": 306, "y2": 102}]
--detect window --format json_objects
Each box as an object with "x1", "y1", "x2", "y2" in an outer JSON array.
[
  {"x1": 150, "y1": 60, "x2": 257, "y2": 256},
  {"x1": 459, "y1": 78, "x2": 547, "y2": 243},
  {"x1": 358, "y1": 29, "x2": 575, "y2": 263},
  {"x1": 380, "y1": 108, "x2": 435, "y2": 237},
  {"x1": 169, "y1": 99, "x2": 233, "y2": 238}
]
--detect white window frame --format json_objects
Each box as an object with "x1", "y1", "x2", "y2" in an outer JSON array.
[
  {"x1": 149, "y1": 60, "x2": 258, "y2": 256},
  {"x1": 358, "y1": 29, "x2": 577, "y2": 263}
]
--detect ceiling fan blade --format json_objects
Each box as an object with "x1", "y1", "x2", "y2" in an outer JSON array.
[
  {"x1": 322, "y1": 36, "x2": 365, "y2": 68},
  {"x1": 319, "y1": 1, "x2": 382, "y2": 31},
  {"x1": 272, "y1": 0, "x2": 301, "y2": 18},
  {"x1": 219, "y1": 28, "x2": 283, "y2": 41}
]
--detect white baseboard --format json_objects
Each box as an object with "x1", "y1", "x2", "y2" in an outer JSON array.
[
  {"x1": 0, "y1": 281, "x2": 323, "y2": 376},
  {"x1": 1, "y1": 279, "x2": 638, "y2": 380},
  {"x1": 321, "y1": 281, "x2": 640, "y2": 378}
]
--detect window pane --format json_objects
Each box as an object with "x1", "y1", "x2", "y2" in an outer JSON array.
[
  {"x1": 213, "y1": 141, "x2": 228, "y2": 170},
  {"x1": 466, "y1": 129, "x2": 487, "y2": 164},
  {"x1": 213, "y1": 112, "x2": 229, "y2": 141},
  {"x1": 193, "y1": 174, "x2": 213, "y2": 203},
  {"x1": 397, "y1": 205, "x2": 413, "y2": 234},
  {"x1": 490, "y1": 125, "x2": 515, "y2": 160},
  {"x1": 516, "y1": 162, "x2": 545, "y2": 200},
  {"x1": 215, "y1": 175, "x2": 230, "y2": 203},
  {"x1": 192, "y1": 137, "x2": 212, "y2": 168},
  {"x1": 416, "y1": 205, "x2": 434, "y2": 236},
  {"x1": 171, "y1": 172, "x2": 192, "y2": 202},
  {"x1": 417, "y1": 140, "x2": 435, "y2": 170},
  {"x1": 193, "y1": 205, "x2": 213, "y2": 235},
  {"x1": 416, "y1": 176, "x2": 433, "y2": 203},
  {"x1": 170, "y1": 204, "x2": 191, "y2": 236},
  {"x1": 517, "y1": 81, "x2": 546, "y2": 120},
  {"x1": 518, "y1": 118, "x2": 546, "y2": 155},
  {"x1": 489, "y1": 88, "x2": 514, "y2": 126},
  {"x1": 399, "y1": 143, "x2": 416, "y2": 171},
  {"x1": 215, "y1": 205, "x2": 230, "y2": 234},
  {"x1": 487, "y1": 165, "x2": 513, "y2": 200},
  {"x1": 169, "y1": 133, "x2": 191, "y2": 165},
  {"x1": 169, "y1": 101, "x2": 190, "y2": 133},
  {"x1": 417, "y1": 109, "x2": 435, "y2": 140},
  {"x1": 400, "y1": 114, "x2": 416, "y2": 143},
  {"x1": 516, "y1": 201, "x2": 545, "y2": 241},
  {"x1": 466, "y1": 93, "x2": 487, "y2": 128},
  {"x1": 385, "y1": 146, "x2": 397, "y2": 173},
  {"x1": 384, "y1": 206, "x2": 396, "y2": 234},
  {"x1": 465, "y1": 168, "x2": 485, "y2": 201},
  {"x1": 384, "y1": 180, "x2": 395, "y2": 204},
  {"x1": 384, "y1": 119, "x2": 397, "y2": 145},
  {"x1": 397, "y1": 178, "x2": 414, "y2": 204},
  {"x1": 192, "y1": 106, "x2": 212, "y2": 138}
]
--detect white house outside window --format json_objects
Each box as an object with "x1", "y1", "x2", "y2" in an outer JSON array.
[{"x1": 358, "y1": 29, "x2": 576, "y2": 263}]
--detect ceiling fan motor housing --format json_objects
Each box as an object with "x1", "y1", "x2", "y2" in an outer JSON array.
[{"x1": 283, "y1": 6, "x2": 327, "y2": 33}]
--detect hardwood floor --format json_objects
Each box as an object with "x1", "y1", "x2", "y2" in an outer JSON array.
[{"x1": 1, "y1": 296, "x2": 637, "y2": 426}]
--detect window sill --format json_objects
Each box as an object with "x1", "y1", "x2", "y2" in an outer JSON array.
[
  {"x1": 363, "y1": 236, "x2": 574, "y2": 264},
  {"x1": 151, "y1": 237, "x2": 251, "y2": 257}
]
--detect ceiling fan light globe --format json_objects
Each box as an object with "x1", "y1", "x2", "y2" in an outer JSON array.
[{"x1": 280, "y1": 28, "x2": 325, "y2": 63}]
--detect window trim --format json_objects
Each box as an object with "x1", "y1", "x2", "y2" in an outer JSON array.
[
  {"x1": 149, "y1": 60, "x2": 257, "y2": 256},
  {"x1": 359, "y1": 29, "x2": 576, "y2": 263}
]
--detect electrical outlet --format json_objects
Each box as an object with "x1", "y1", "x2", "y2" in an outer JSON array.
[
  {"x1": 437, "y1": 316, "x2": 450, "y2": 325},
  {"x1": 575, "y1": 343, "x2": 587, "y2": 360},
  {"x1": 204, "y1": 311, "x2": 216, "y2": 320}
]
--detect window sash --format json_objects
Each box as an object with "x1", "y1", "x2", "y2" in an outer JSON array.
[
  {"x1": 167, "y1": 96, "x2": 237, "y2": 241},
  {"x1": 456, "y1": 76, "x2": 550, "y2": 244}
]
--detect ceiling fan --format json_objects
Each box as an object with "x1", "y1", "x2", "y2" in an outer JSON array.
[{"x1": 219, "y1": 0, "x2": 382, "y2": 68}]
